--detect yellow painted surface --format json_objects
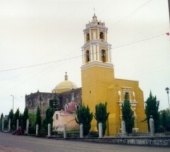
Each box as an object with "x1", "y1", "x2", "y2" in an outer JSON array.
[
  {"x1": 54, "y1": 76, "x2": 77, "y2": 93},
  {"x1": 81, "y1": 15, "x2": 146, "y2": 135},
  {"x1": 56, "y1": 88, "x2": 72, "y2": 94},
  {"x1": 81, "y1": 66, "x2": 115, "y2": 112},
  {"x1": 82, "y1": 68, "x2": 146, "y2": 135}
]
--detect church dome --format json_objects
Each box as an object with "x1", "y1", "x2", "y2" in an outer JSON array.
[{"x1": 53, "y1": 72, "x2": 77, "y2": 93}]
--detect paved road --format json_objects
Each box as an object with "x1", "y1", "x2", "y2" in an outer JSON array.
[{"x1": 0, "y1": 132, "x2": 169, "y2": 152}]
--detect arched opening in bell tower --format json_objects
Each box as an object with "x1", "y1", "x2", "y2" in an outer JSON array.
[
  {"x1": 86, "y1": 50, "x2": 90, "y2": 62},
  {"x1": 86, "y1": 33, "x2": 90, "y2": 42},
  {"x1": 100, "y1": 32, "x2": 104, "y2": 40},
  {"x1": 101, "y1": 49, "x2": 106, "y2": 62}
]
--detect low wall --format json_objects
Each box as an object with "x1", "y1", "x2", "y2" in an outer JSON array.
[{"x1": 67, "y1": 137, "x2": 170, "y2": 147}]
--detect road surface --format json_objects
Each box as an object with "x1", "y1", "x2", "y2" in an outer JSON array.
[{"x1": 0, "y1": 132, "x2": 169, "y2": 152}]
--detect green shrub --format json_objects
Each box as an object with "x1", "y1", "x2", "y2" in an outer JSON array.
[
  {"x1": 75, "y1": 105, "x2": 93, "y2": 136},
  {"x1": 38, "y1": 128, "x2": 47, "y2": 137},
  {"x1": 94, "y1": 102, "x2": 109, "y2": 136}
]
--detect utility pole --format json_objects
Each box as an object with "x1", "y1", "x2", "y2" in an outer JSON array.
[
  {"x1": 167, "y1": 1, "x2": 170, "y2": 111},
  {"x1": 11, "y1": 95, "x2": 14, "y2": 112},
  {"x1": 168, "y1": 0, "x2": 170, "y2": 22},
  {"x1": 165, "y1": 87, "x2": 170, "y2": 110}
]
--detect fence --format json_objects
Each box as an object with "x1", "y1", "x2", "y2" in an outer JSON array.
[
  {"x1": 53, "y1": 120, "x2": 169, "y2": 138},
  {"x1": 1, "y1": 117, "x2": 170, "y2": 137}
]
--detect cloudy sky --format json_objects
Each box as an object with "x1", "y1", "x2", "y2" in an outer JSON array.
[{"x1": 0, "y1": 0, "x2": 169, "y2": 115}]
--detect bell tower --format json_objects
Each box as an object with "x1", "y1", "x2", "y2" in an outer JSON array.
[
  {"x1": 82, "y1": 14, "x2": 113, "y2": 65},
  {"x1": 81, "y1": 15, "x2": 116, "y2": 128}
]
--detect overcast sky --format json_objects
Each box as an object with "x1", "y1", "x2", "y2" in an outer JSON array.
[{"x1": 0, "y1": 0, "x2": 169, "y2": 115}]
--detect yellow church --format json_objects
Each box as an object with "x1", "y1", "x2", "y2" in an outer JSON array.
[
  {"x1": 26, "y1": 14, "x2": 146, "y2": 136},
  {"x1": 81, "y1": 14, "x2": 145, "y2": 135}
]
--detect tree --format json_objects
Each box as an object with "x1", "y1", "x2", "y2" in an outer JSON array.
[
  {"x1": 29, "y1": 113, "x2": 36, "y2": 125},
  {"x1": 145, "y1": 92, "x2": 159, "y2": 132},
  {"x1": 42, "y1": 107, "x2": 54, "y2": 131},
  {"x1": 14, "y1": 108, "x2": 20, "y2": 121},
  {"x1": 122, "y1": 92, "x2": 134, "y2": 134},
  {"x1": 8, "y1": 109, "x2": 14, "y2": 120},
  {"x1": 23, "y1": 107, "x2": 29, "y2": 131},
  {"x1": 8, "y1": 109, "x2": 14, "y2": 130},
  {"x1": 28, "y1": 113, "x2": 36, "y2": 134},
  {"x1": 94, "y1": 102, "x2": 110, "y2": 136},
  {"x1": 4, "y1": 119, "x2": 8, "y2": 129},
  {"x1": 1, "y1": 113, "x2": 4, "y2": 119},
  {"x1": 44, "y1": 107, "x2": 54, "y2": 130},
  {"x1": 161, "y1": 110, "x2": 167, "y2": 131},
  {"x1": 0, "y1": 113, "x2": 3, "y2": 131},
  {"x1": 19, "y1": 113, "x2": 24, "y2": 131},
  {"x1": 13, "y1": 108, "x2": 20, "y2": 129},
  {"x1": 75, "y1": 105, "x2": 93, "y2": 136},
  {"x1": 36, "y1": 107, "x2": 42, "y2": 131},
  {"x1": 159, "y1": 109, "x2": 170, "y2": 132}
]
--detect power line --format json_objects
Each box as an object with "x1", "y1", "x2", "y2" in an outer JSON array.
[
  {"x1": 0, "y1": 32, "x2": 168, "y2": 73},
  {"x1": 108, "y1": 0, "x2": 153, "y2": 28},
  {"x1": 0, "y1": 55, "x2": 81, "y2": 73},
  {"x1": 0, "y1": 0, "x2": 159, "y2": 75},
  {"x1": 113, "y1": 33, "x2": 165, "y2": 49}
]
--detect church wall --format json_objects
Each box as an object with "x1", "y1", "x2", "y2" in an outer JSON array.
[
  {"x1": 115, "y1": 79, "x2": 145, "y2": 120},
  {"x1": 81, "y1": 65, "x2": 116, "y2": 134},
  {"x1": 82, "y1": 68, "x2": 146, "y2": 135},
  {"x1": 59, "y1": 88, "x2": 82, "y2": 110},
  {"x1": 25, "y1": 91, "x2": 56, "y2": 118},
  {"x1": 52, "y1": 111, "x2": 79, "y2": 131},
  {"x1": 114, "y1": 78, "x2": 146, "y2": 133},
  {"x1": 25, "y1": 88, "x2": 82, "y2": 118},
  {"x1": 81, "y1": 65, "x2": 115, "y2": 112}
]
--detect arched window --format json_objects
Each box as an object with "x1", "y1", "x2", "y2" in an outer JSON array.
[
  {"x1": 64, "y1": 104, "x2": 68, "y2": 111},
  {"x1": 86, "y1": 33, "x2": 90, "y2": 41},
  {"x1": 75, "y1": 104, "x2": 79, "y2": 110},
  {"x1": 56, "y1": 114, "x2": 58, "y2": 120},
  {"x1": 101, "y1": 50, "x2": 106, "y2": 62},
  {"x1": 100, "y1": 32, "x2": 104, "y2": 40},
  {"x1": 86, "y1": 50, "x2": 90, "y2": 62},
  {"x1": 124, "y1": 92, "x2": 129, "y2": 100}
]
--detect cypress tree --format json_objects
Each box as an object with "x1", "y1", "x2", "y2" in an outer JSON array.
[
  {"x1": 44, "y1": 107, "x2": 54, "y2": 130},
  {"x1": 1, "y1": 113, "x2": 4, "y2": 119},
  {"x1": 8, "y1": 110, "x2": 14, "y2": 129},
  {"x1": 145, "y1": 92, "x2": 159, "y2": 132},
  {"x1": 36, "y1": 107, "x2": 42, "y2": 131},
  {"x1": 23, "y1": 107, "x2": 29, "y2": 130},
  {"x1": 13, "y1": 108, "x2": 20, "y2": 129},
  {"x1": 122, "y1": 92, "x2": 134, "y2": 134},
  {"x1": 94, "y1": 102, "x2": 110, "y2": 136},
  {"x1": 75, "y1": 105, "x2": 93, "y2": 136}
]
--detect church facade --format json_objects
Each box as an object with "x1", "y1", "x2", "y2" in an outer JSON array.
[{"x1": 25, "y1": 15, "x2": 146, "y2": 135}]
